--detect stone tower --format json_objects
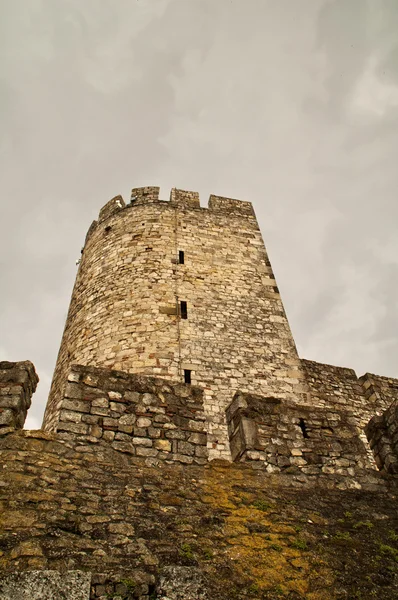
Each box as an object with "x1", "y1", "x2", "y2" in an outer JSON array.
[{"x1": 43, "y1": 187, "x2": 307, "y2": 459}]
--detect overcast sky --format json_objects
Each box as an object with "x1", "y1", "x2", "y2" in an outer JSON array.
[{"x1": 1, "y1": 0, "x2": 397, "y2": 429}]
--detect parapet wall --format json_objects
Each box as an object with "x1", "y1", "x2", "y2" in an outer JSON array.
[
  {"x1": 226, "y1": 392, "x2": 370, "y2": 487},
  {"x1": 56, "y1": 364, "x2": 208, "y2": 465},
  {"x1": 359, "y1": 373, "x2": 398, "y2": 416},
  {"x1": 87, "y1": 186, "x2": 258, "y2": 238},
  {"x1": 302, "y1": 359, "x2": 365, "y2": 418},
  {"x1": 0, "y1": 361, "x2": 38, "y2": 431},
  {"x1": 302, "y1": 360, "x2": 394, "y2": 429},
  {"x1": 366, "y1": 400, "x2": 398, "y2": 474}
]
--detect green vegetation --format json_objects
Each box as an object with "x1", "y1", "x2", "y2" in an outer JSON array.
[
  {"x1": 387, "y1": 530, "x2": 398, "y2": 542},
  {"x1": 379, "y1": 544, "x2": 398, "y2": 562},
  {"x1": 333, "y1": 531, "x2": 352, "y2": 541},
  {"x1": 353, "y1": 521, "x2": 373, "y2": 530},
  {"x1": 120, "y1": 579, "x2": 136, "y2": 591},
  {"x1": 180, "y1": 542, "x2": 194, "y2": 560},
  {"x1": 290, "y1": 538, "x2": 308, "y2": 550},
  {"x1": 252, "y1": 499, "x2": 271, "y2": 512}
]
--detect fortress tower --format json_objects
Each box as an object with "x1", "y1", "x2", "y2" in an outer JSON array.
[
  {"x1": 2, "y1": 187, "x2": 398, "y2": 600},
  {"x1": 43, "y1": 187, "x2": 307, "y2": 458}
]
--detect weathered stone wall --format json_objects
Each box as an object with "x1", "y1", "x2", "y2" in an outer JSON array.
[
  {"x1": 44, "y1": 187, "x2": 307, "y2": 459},
  {"x1": 56, "y1": 364, "x2": 208, "y2": 465},
  {"x1": 0, "y1": 361, "x2": 38, "y2": 432},
  {"x1": 366, "y1": 400, "x2": 398, "y2": 474},
  {"x1": 226, "y1": 392, "x2": 370, "y2": 486},
  {"x1": 359, "y1": 372, "x2": 398, "y2": 418},
  {"x1": 302, "y1": 360, "x2": 364, "y2": 418},
  {"x1": 302, "y1": 360, "x2": 395, "y2": 429},
  {"x1": 0, "y1": 428, "x2": 397, "y2": 600},
  {"x1": 302, "y1": 360, "x2": 398, "y2": 467}
]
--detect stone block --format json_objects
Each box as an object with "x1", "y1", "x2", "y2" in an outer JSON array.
[
  {"x1": 132, "y1": 437, "x2": 153, "y2": 447},
  {"x1": 92, "y1": 397, "x2": 109, "y2": 408},
  {"x1": 119, "y1": 414, "x2": 136, "y2": 426},
  {"x1": 156, "y1": 566, "x2": 208, "y2": 599},
  {"x1": 0, "y1": 570, "x2": 91, "y2": 600},
  {"x1": 154, "y1": 439, "x2": 172, "y2": 452},
  {"x1": 135, "y1": 446, "x2": 158, "y2": 457},
  {"x1": 178, "y1": 441, "x2": 195, "y2": 456},
  {"x1": 188, "y1": 432, "x2": 207, "y2": 445},
  {"x1": 137, "y1": 416, "x2": 152, "y2": 428},
  {"x1": 59, "y1": 410, "x2": 82, "y2": 423},
  {"x1": 62, "y1": 399, "x2": 90, "y2": 413}
]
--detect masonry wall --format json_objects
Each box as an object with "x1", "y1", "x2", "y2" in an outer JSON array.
[
  {"x1": 56, "y1": 364, "x2": 208, "y2": 465},
  {"x1": 359, "y1": 373, "x2": 398, "y2": 421},
  {"x1": 366, "y1": 400, "x2": 398, "y2": 474},
  {"x1": 302, "y1": 360, "x2": 398, "y2": 468},
  {"x1": 0, "y1": 361, "x2": 38, "y2": 431},
  {"x1": 44, "y1": 187, "x2": 307, "y2": 459},
  {"x1": 302, "y1": 361, "x2": 394, "y2": 428},
  {"x1": 226, "y1": 392, "x2": 370, "y2": 487},
  {"x1": 1, "y1": 427, "x2": 397, "y2": 600}
]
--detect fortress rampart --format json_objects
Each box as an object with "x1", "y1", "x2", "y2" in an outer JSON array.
[{"x1": 1, "y1": 187, "x2": 398, "y2": 599}]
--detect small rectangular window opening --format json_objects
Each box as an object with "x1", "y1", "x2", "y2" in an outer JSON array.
[
  {"x1": 184, "y1": 369, "x2": 191, "y2": 384},
  {"x1": 180, "y1": 301, "x2": 188, "y2": 319},
  {"x1": 178, "y1": 250, "x2": 185, "y2": 264}
]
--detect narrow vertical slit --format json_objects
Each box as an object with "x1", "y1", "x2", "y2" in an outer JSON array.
[
  {"x1": 178, "y1": 250, "x2": 185, "y2": 264},
  {"x1": 180, "y1": 301, "x2": 188, "y2": 319},
  {"x1": 298, "y1": 418, "x2": 309, "y2": 439},
  {"x1": 184, "y1": 369, "x2": 191, "y2": 384}
]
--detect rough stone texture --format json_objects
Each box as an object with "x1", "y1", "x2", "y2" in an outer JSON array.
[
  {"x1": 44, "y1": 188, "x2": 307, "y2": 459},
  {"x1": 302, "y1": 359, "x2": 397, "y2": 466},
  {"x1": 359, "y1": 372, "x2": 398, "y2": 417},
  {"x1": 227, "y1": 392, "x2": 371, "y2": 485},
  {"x1": 0, "y1": 361, "x2": 38, "y2": 431},
  {"x1": 302, "y1": 361, "x2": 393, "y2": 428},
  {"x1": 170, "y1": 188, "x2": 200, "y2": 210},
  {"x1": 98, "y1": 195, "x2": 125, "y2": 223},
  {"x1": 156, "y1": 566, "x2": 208, "y2": 599},
  {"x1": 366, "y1": 400, "x2": 398, "y2": 474},
  {"x1": 0, "y1": 429, "x2": 397, "y2": 599},
  {"x1": 0, "y1": 570, "x2": 91, "y2": 599},
  {"x1": 131, "y1": 186, "x2": 160, "y2": 205},
  {"x1": 56, "y1": 364, "x2": 208, "y2": 465}
]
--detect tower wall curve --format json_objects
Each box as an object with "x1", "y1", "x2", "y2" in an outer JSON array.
[{"x1": 44, "y1": 187, "x2": 308, "y2": 459}]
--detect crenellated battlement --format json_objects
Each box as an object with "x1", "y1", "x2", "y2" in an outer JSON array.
[
  {"x1": 170, "y1": 187, "x2": 200, "y2": 209},
  {"x1": 98, "y1": 186, "x2": 255, "y2": 218},
  {"x1": 98, "y1": 194, "x2": 125, "y2": 222},
  {"x1": 208, "y1": 193, "x2": 255, "y2": 216},
  {"x1": 130, "y1": 186, "x2": 160, "y2": 205},
  {"x1": 86, "y1": 186, "x2": 257, "y2": 246}
]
